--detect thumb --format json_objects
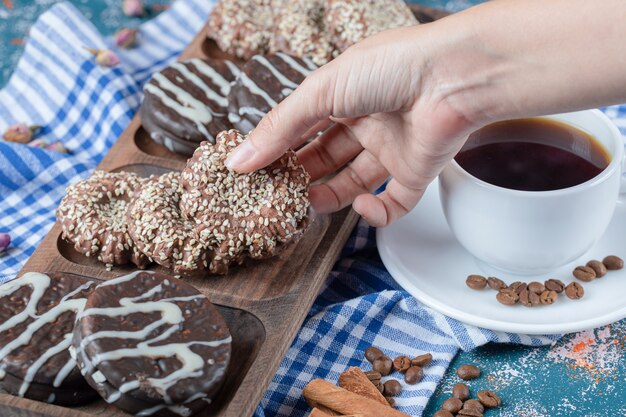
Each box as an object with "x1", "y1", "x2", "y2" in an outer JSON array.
[{"x1": 225, "y1": 66, "x2": 335, "y2": 173}]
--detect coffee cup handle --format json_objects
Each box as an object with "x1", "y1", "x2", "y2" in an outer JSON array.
[{"x1": 621, "y1": 153, "x2": 626, "y2": 203}]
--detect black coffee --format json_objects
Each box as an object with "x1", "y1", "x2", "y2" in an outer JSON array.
[{"x1": 455, "y1": 118, "x2": 610, "y2": 191}]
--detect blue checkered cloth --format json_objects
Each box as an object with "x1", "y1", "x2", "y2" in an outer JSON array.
[{"x1": 1, "y1": 1, "x2": 624, "y2": 416}]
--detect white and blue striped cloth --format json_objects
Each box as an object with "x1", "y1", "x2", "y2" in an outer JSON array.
[{"x1": 0, "y1": 1, "x2": 624, "y2": 416}]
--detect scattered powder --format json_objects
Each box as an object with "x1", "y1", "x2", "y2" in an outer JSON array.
[
  {"x1": 497, "y1": 399, "x2": 549, "y2": 417},
  {"x1": 547, "y1": 322, "x2": 625, "y2": 388}
]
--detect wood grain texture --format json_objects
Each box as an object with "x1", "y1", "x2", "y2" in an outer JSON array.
[{"x1": 2, "y1": 4, "x2": 446, "y2": 417}]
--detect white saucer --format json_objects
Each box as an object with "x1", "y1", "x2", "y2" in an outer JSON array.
[{"x1": 376, "y1": 182, "x2": 626, "y2": 335}]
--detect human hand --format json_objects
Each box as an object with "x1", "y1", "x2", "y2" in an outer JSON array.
[{"x1": 225, "y1": 25, "x2": 482, "y2": 227}]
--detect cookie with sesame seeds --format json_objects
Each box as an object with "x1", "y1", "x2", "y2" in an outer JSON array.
[
  {"x1": 326, "y1": 0, "x2": 418, "y2": 53},
  {"x1": 126, "y1": 172, "x2": 211, "y2": 276},
  {"x1": 206, "y1": 0, "x2": 278, "y2": 61},
  {"x1": 227, "y1": 53, "x2": 317, "y2": 134},
  {"x1": 57, "y1": 170, "x2": 150, "y2": 270},
  {"x1": 180, "y1": 129, "x2": 310, "y2": 274},
  {"x1": 268, "y1": 0, "x2": 336, "y2": 66},
  {"x1": 141, "y1": 58, "x2": 241, "y2": 156}
]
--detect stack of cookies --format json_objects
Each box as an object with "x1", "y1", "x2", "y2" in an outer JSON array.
[
  {"x1": 57, "y1": 129, "x2": 310, "y2": 276},
  {"x1": 140, "y1": 0, "x2": 418, "y2": 156}
]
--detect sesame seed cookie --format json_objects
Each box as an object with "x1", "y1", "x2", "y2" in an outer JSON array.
[
  {"x1": 126, "y1": 172, "x2": 211, "y2": 276},
  {"x1": 269, "y1": 0, "x2": 336, "y2": 66},
  {"x1": 180, "y1": 130, "x2": 310, "y2": 274},
  {"x1": 141, "y1": 58, "x2": 241, "y2": 156},
  {"x1": 57, "y1": 171, "x2": 150, "y2": 270},
  {"x1": 206, "y1": 0, "x2": 279, "y2": 61},
  {"x1": 326, "y1": 0, "x2": 418, "y2": 53}
]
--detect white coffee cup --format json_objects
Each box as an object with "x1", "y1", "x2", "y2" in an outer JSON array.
[{"x1": 439, "y1": 110, "x2": 625, "y2": 274}]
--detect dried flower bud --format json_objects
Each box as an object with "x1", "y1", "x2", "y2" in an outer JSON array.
[
  {"x1": 86, "y1": 48, "x2": 121, "y2": 67},
  {"x1": 45, "y1": 142, "x2": 69, "y2": 153},
  {"x1": 114, "y1": 28, "x2": 138, "y2": 49},
  {"x1": 122, "y1": 0, "x2": 145, "y2": 17},
  {"x1": 0, "y1": 233, "x2": 10, "y2": 252},
  {"x1": 28, "y1": 138, "x2": 49, "y2": 149},
  {"x1": 3, "y1": 123, "x2": 41, "y2": 144}
]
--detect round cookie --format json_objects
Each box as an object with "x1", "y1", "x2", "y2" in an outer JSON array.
[
  {"x1": 326, "y1": 0, "x2": 418, "y2": 52},
  {"x1": 0, "y1": 272, "x2": 98, "y2": 405},
  {"x1": 57, "y1": 170, "x2": 150, "y2": 270},
  {"x1": 180, "y1": 130, "x2": 310, "y2": 274},
  {"x1": 71, "y1": 271, "x2": 231, "y2": 417},
  {"x1": 127, "y1": 172, "x2": 210, "y2": 275},
  {"x1": 227, "y1": 53, "x2": 317, "y2": 133},
  {"x1": 206, "y1": 0, "x2": 276, "y2": 61},
  {"x1": 269, "y1": 0, "x2": 335, "y2": 66},
  {"x1": 141, "y1": 58, "x2": 241, "y2": 156}
]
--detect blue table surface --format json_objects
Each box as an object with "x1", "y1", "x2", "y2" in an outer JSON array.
[{"x1": 0, "y1": 1, "x2": 624, "y2": 416}]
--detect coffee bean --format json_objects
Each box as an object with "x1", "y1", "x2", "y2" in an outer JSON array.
[
  {"x1": 603, "y1": 255, "x2": 624, "y2": 270},
  {"x1": 364, "y1": 370, "x2": 382, "y2": 382},
  {"x1": 540, "y1": 290, "x2": 558, "y2": 305},
  {"x1": 411, "y1": 353, "x2": 433, "y2": 367},
  {"x1": 477, "y1": 390, "x2": 501, "y2": 408},
  {"x1": 496, "y1": 288, "x2": 519, "y2": 306},
  {"x1": 544, "y1": 278, "x2": 565, "y2": 293},
  {"x1": 383, "y1": 379, "x2": 402, "y2": 396},
  {"x1": 433, "y1": 411, "x2": 454, "y2": 417},
  {"x1": 487, "y1": 276, "x2": 507, "y2": 290},
  {"x1": 565, "y1": 282, "x2": 585, "y2": 300},
  {"x1": 457, "y1": 364, "x2": 480, "y2": 380},
  {"x1": 458, "y1": 408, "x2": 483, "y2": 417},
  {"x1": 365, "y1": 346, "x2": 384, "y2": 363},
  {"x1": 463, "y1": 399, "x2": 485, "y2": 413},
  {"x1": 386, "y1": 396, "x2": 396, "y2": 407},
  {"x1": 573, "y1": 265, "x2": 596, "y2": 282},
  {"x1": 527, "y1": 281, "x2": 545, "y2": 294},
  {"x1": 404, "y1": 366, "x2": 423, "y2": 384},
  {"x1": 452, "y1": 382, "x2": 470, "y2": 401},
  {"x1": 519, "y1": 288, "x2": 540, "y2": 307},
  {"x1": 509, "y1": 281, "x2": 524, "y2": 292},
  {"x1": 372, "y1": 356, "x2": 393, "y2": 376},
  {"x1": 442, "y1": 397, "x2": 463, "y2": 414},
  {"x1": 586, "y1": 260, "x2": 607, "y2": 278},
  {"x1": 393, "y1": 355, "x2": 412, "y2": 372},
  {"x1": 374, "y1": 380, "x2": 384, "y2": 393},
  {"x1": 466, "y1": 274, "x2": 487, "y2": 290}
]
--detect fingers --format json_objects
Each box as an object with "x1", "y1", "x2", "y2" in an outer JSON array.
[
  {"x1": 226, "y1": 67, "x2": 335, "y2": 173},
  {"x1": 309, "y1": 150, "x2": 389, "y2": 213},
  {"x1": 352, "y1": 179, "x2": 426, "y2": 227},
  {"x1": 297, "y1": 123, "x2": 364, "y2": 181}
]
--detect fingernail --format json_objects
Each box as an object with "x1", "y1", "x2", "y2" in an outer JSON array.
[{"x1": 225, "y1": 140, "x2": 256, "y2": 170}]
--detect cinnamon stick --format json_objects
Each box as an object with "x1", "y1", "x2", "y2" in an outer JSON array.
[
  {"x1": 338, "y1": 367, "x2": 388, "y2": 405},
  {"x1": 303, "y1": 379, "x2": 411, "y2": 417}
]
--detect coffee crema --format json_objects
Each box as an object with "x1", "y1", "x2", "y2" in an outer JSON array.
[{"x1": 455, "y1": 118, "x2": 611, "y2": 191}]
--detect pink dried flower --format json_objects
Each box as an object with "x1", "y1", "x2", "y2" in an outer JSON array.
[
  {"x1": 45, "y1": 142, "x2": 69, "y2": 153},
  {"x1": 28, "y1": 138, "x2": 49, "y2": 149},
  {"x1": 114, "y1": 28, "x2": 138, "y2": 49},
  {"x1": 123, "y1": 0, "x2": 145, "y2": 17},
  {"x1": 2, "y1": 123, "x2": 41, "y2": 144},
  {"x1": 0, "y1": 233, "x2": 10, "y2": 253},
  {"x1": 86, "y1": 48, "x2": 121, "y2": 67}
]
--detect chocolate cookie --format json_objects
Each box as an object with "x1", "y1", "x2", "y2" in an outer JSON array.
[
  {"x1": 326, "y1": 0, "x2": 418, "y2": 52},
  {"x1": 180, "y1": 130, "x2": 310, "y2": 274},
  {"x1": 57, "y1": 170, "x2": 150, "y2": 270},
  {"x1": 0, "y1": 272, "x2": 97, "y2": 405},
  {"x1": 269, "y1": 0, "x2": 335, "y2": 66},
  {"x1": 71, "y1": 271, "x2": 231, "y2": 416},
  {"x1": 127, "y1": 172, "x2": 210, "y2": 275},
  {"x1": 141, "y1": 58, "x2": 241, "y2": 156},
  {"x1": 228, "y1": 53, "x2": 317, "y2": 133},
  {"x1": 206, "y1": 0, "x2": 276, "y2": 61}
]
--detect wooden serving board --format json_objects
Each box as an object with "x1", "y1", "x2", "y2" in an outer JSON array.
[{"x1": 1, "y1": 4, "x2": 447, "y2": 417}]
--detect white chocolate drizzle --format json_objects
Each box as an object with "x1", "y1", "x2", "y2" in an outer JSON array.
[{"x1": 0, "y1": 272, "x2": 94, "y2": 400}]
